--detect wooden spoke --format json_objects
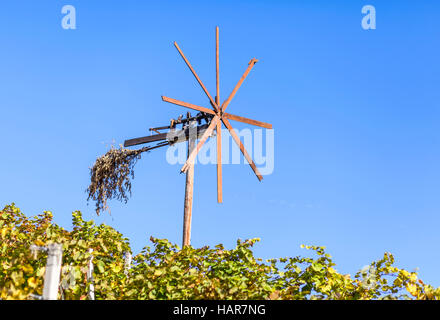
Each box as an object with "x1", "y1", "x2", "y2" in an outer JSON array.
[
  {"x1": 216, "y1": 26, "x2": 220, "y2": 108},
  {"x1": 224, "y1": 113, "x2": 272, "y2": 129},
  {"x1": 216, "y1": 120, "x2": 223, "y2": 203},
  {"x1": 181, "y1": 116, "x2": 220, "y2": 173},
  {"x1": 222, "y1": 117, "x2": 263, "y2": 181},
  {"x1": 220, "y1": 58, "x2": 258, "y2": 113},
  {"x1": 215, "y1": 27, "x2": 222, "y2": 203},
  {"x1": 174, "y1": 42, "x2": 220, "y2": 113},
  {"x1": 162, "y1": 96, "x2": 216, "y2": 115}
]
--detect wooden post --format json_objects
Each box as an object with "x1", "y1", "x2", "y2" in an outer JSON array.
[
  {"x1": 42, "y1": 243, "x2": 63, "y2": 300},
  {"x1": 182, "y1": 117, "x2": 196, "y2": 247}
]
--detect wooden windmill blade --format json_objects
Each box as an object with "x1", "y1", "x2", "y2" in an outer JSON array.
[
  {"x1": 215, "y1": 26, "x2": 222, "y2": 203},
  {"x1": 173, "y1": 42, "x2": 220, "y2": 113},
  {"x1": 221, "y1": 117, "x2": 264, "y2": 181},
  {"x1": 161, "y1": 96, "x2": 216, "y2": 115},
  {"x1": 223, "y1": 113, "x2": 273, "y2": 129},
  {"x1": 220, "y1": 58, "x2": 258, "y2": 113}
]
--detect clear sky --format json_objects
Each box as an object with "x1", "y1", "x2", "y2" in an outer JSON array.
[{"x1": 1, "y1": 1, "x2": 439, "y2": 286}]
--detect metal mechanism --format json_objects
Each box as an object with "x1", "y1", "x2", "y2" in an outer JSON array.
[{"x1": 124, "y1": 112, "x2": 214, "y2": 149}]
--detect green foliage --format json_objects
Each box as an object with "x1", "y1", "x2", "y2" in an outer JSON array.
[
  {"x1": 1, "y1": 203, "x2": 439, "y2": 300},
  {"x1": 0, "y1": 203, "x2": 130, "y2": 300}
]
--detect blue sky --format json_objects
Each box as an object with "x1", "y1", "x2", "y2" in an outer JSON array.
[{"x1": 1, "y1": 1, "x2": 439, "y2": 286}]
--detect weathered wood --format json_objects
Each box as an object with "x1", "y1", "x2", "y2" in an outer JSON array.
[
  {"x1": 216, "y1": 120, "x2": 223, "y2": 203},
  {"x1": 182, "y1": 125, "x2": 195, "y2": 247},
  {"x1": 124, "y1": 124, "x2": 210, "y2": 147},
  {"x1": 216, "y1": 27, "x2": 222, "y2": 203},
  {"x1": 216, "y1": 26, "x2": 220, "y2": 107},
  {"x1": 174, "y1": 42, "x2": 220, "y2": 113},
  {"x1": 162, "y1": 96, "x2": 216, "y2": 115},
  {"x1": 224, "y1": 113, "x2": 272, "y2": 129},
  {"x1": 220, "y1": 58, "x2": 258, "y2": 113},
  {"x1": 222, "y1": 117, "x2": 263, "y2": 181},
  {"x1": 124, "y1": 132, "x2": 168, "y2": 147},
  {"x1": 181, "y1": 116, "x2": 219, "y2": 173}
]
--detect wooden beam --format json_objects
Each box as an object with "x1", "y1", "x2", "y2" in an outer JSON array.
[
  {"x1": 124, "y1": 124, "x2": 210, "y2": 147},
  {"x1": 220, "y1": 58, "x2": 258, "y2": 113},
  {"x1": 174, "y1": 41, "x2": 220, "y2": 113},
  {"x1": 216, "y1": 120, "x2": 223, "y2": 203},
  {"x1": 224, "y1": 113, "x2": 272, "y2": 129},
  {"x1": 182, "y1": 130, "x2": 195, "y2": 247},
  {"x1": 181, "y1": 116, "x2": 219, "y2": 173},
  {"x1": 162, "y1": 96, "x2": 216, "y2": 115},
  {"x1": 222, "y1": 117, "x2": 263, "y2": 181},
  {"x1": 124, "y1": 132, "x2": 168, "y2": 147}
]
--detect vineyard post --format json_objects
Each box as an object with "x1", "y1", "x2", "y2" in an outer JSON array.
[
  {"x1": 124, "y1": 251, "x2": 132, "y2": 275},
  {"x1": 42, "y1": 243, "x2": 63, "y2": 300},
  {"x1": 87, "y1": 248, "x2": 95, "y2": 300}
]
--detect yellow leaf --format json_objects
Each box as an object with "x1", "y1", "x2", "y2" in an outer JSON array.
[
  {"x1": 27, "y1": 277, "x2": 38, "y2": 288},
  {"x1": 11, "y1": 271, "x2": 23, "y2": 285},
  {"x1": 34, "y1": 239, "x2": 45, "y2": 246},
  {"x1": 406, "y1": 283, "x2": 418, "y2": 296},
  {"x1": 112, "y1": 265, "x2": 122, "y2": 273},
  {"x1": 401, "y1": 270, "x2": 410, "y2": 278},
  {"x1": 22, "y1": 264, "x2": 34, "y2": 274},
  {"x1": 1, "y1": 228, "x2": 8, "y2": 238}
]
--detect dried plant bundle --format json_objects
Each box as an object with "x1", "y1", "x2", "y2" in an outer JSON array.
[{"x1": 87, "y1": 145, "x2": 148, "y2": 215}]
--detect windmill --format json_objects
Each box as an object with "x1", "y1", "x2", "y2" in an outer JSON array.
[{"x1": 124, "y1": 27, "x2": 272, "y2": 247}]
